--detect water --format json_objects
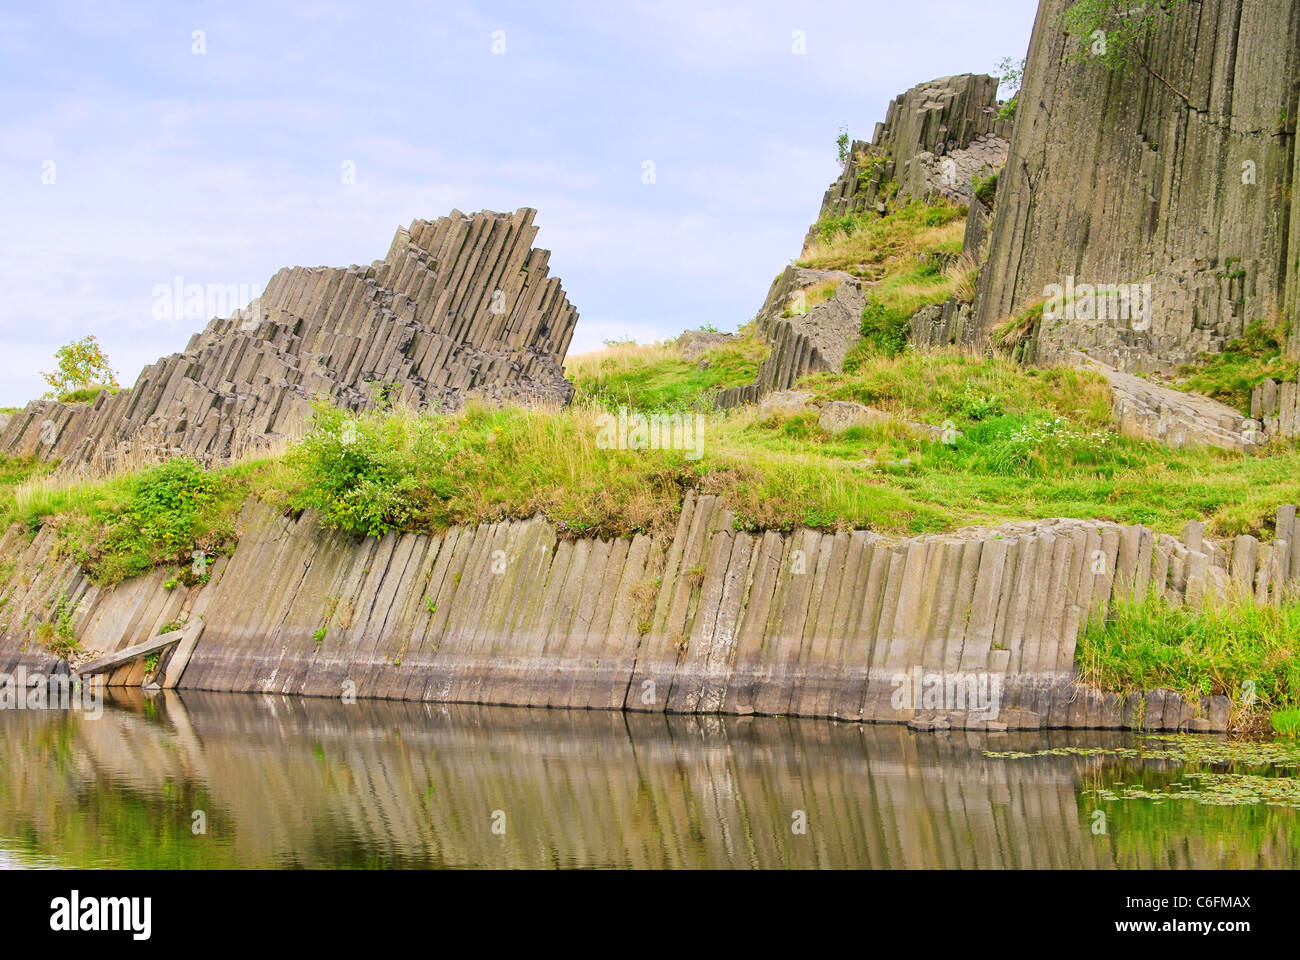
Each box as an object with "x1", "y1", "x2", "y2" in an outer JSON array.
[{"x1": 0, "y1": 690, "x2": 1295, "y2": 869}]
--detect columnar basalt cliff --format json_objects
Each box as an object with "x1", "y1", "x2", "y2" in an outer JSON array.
[
  {"x1": 716, "y1": 268, "x2": 864, "y2": 409},
  {"x1": 4, "y1": 494, "x2": 1297, "y2": 731},
  {"x1": 0, "y1": 208, "x2": 578, "y2": 474},
  {"x1": 719, "y1": 74, "x2": 1011, "y2": 408},
  {"x1": 973, "y1": 0, "x2": 1300, "y2": 371},
  {"x1": 813, "y1": 73, "x2": 1012, "y2": 236}
]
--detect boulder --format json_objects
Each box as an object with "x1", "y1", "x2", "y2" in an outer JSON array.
[
  {"x1": 677, "y1": 329, "x2": 735, "y2": 361},
  {"x1": 818, "y1": 400, "x2": 891, "y2": 433},
  {"x1": 757, "y1": 390, "x2": 818, "y2": 420}
]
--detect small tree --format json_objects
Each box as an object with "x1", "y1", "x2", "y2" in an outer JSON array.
[
  {"x1": 995, "y1": 56, "x2": 1026, "y2": 119},
  {"x1": 1060, "y1": 0, "x2": 1193, "y2": 107},
  {"x1": 835, "y1": 124, "x2": 850, "y2": 167},
  {"x1": 41, "y1": 335, "x2": 119, "y2": 400}
]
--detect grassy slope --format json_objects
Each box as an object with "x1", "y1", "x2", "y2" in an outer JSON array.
[
  {"x1": 564, "y1": 330, "x2": 766, "y2": 411},
  {"x1": 800, "y1": 199, "x2": 977, "y2": 357},
  {"x1": 1171, "y1": 315, "x2": 1298, "y2": 414},
  {"x1": 4, "y1": 345, "x2": 1298, "y2": 589},
  {"x1": 1078, "y1": 594, "x2": 1300, "y2": 730}
]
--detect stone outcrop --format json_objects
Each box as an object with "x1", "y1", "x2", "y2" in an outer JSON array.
[
  {"x1": 1076, "y1": 354, "x2": 1266, "y2": 452},
  {"x1": 0, "y1": 208, "x2": 578, "y2": 475},
  {"x1": 716, "y1": 268, "x2": 864, "y2": 409},
  {"x1": 675, "y1": 329, "x2": 735, "y2": 361},
  {"x1": 811, "y1": 73, "x2": 1011, "y2": 243},
  {"x1": 908, "y1": 299, "x2": 978, "y2": 350},
  {"x1": 721, "y1": 75, "x2": 1012, "y2": 411},
  {"x1": 816, "y1": 399, "x2": 950, "y2": 442},
  {"x1": 1252, "y1": 370, "x2": 1300, "y2": 439},
  {"x1": 973, "y1": 0, "x2": 1300, "y2": 372},
  {"x1": 5, "y1": 492, "x2": 1297, "y2": 732}
]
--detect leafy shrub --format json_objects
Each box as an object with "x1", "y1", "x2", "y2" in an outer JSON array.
[
  {"x1": 971, "y1": 170, "x2": 998, "y2": 207},
  {"x1": 287, "y1": 402, "x2": 430, "y2": 538},
  {"x1": 859, "y1": 301, "x2": 911, "y2": 357},
  {"x1": 78, "y1": 458, "x2": 229, "y2": 583}
]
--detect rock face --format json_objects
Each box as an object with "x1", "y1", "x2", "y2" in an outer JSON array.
[
  {"x1": 721, "y1": 75, "x2": 1011, "y2": 411},
  {"x1": 816, "y1": 399, "x2": 950, "y2": 442},
  {"x1": 676, "y1": 329, "x2": 735, "y2": 361},
  {"x1": 811, "y1": 73, "x2": 1012, "y2": 242},
  {"x1": 716, "y1": 268, "x2": 865, "y2": 409},
  {"x1": 0, "y1": 208, "x2": 578, "y2": 474},
  {"x1": 974, "y1": 0, "x2": 1300, "y2": 372},
  {"x1": 1252, "y1": 371, "x2": 1300, "y2": 440},
  {"x1": 4, "y1": 492, "x2": 1296, "y2": 731}
]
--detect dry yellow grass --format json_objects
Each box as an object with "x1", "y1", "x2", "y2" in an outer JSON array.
[
  {"x1": 798, "y1": 211, "x2": 964, "y2": 275},
  {"x1": 563, "y1": 341, "x2": 680, "y2": 381}
]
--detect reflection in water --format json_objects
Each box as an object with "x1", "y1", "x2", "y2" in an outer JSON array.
[{"x1": 0, "y1": 690, "x2": 1295, "y2": 869}]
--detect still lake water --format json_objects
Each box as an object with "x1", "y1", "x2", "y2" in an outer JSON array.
[{"x1": 0, "y1": 690, "x2": 1295, "y2": 869}]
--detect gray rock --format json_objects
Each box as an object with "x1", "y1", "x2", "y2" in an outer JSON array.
[
  {"x1": 757, "y1": 390, "x2": 818, "y2": 420},
  {"x1": 0, "y1": 208, "x2": 580, "y2": 475},
  {"x1": 973, "y1": 0, "x2": 1300, "y2": 370},
  {"x1": 818, "y1": 401, "x2": 891, "y2": 433},
  {"x1": 677, "y1": 329, "x2": 735, "y2": 361},
  {"x1": 1076, "y1": 353, "x2": 1266, "y2": 452}
]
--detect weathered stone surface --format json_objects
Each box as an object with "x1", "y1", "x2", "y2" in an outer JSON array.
[
  {"x1": 1253, "y1": 372, "x2": 1300, "y2": 439},
  {"x1": 812, "y1": 74, "x2": 1012, "y2": 234},
  {"x1": 974, "y1": 0, "x2": 1300, "y2": 371},
  {"x1": 715, "y1": 270, "x2": 865, "y2": 410},
  {"x1": 817, "y1": 401, "x2": 891, "y2": 433},
  {"x1": 0, "y1": 208, "x2": 578, "y2": 475},
  {"x1": 4, "y1": 493, "x2": 1294, "y2": 732},
  {"x1": 1079, "y1": 354, "x2": 1265, "y2": 452},
  {"x1": 757, "y1": 390, "x2": 818, "y2": 420},
  {"x1": 909, "y1": 298, "x2": 976, "y2": 350},
  {"x1": 676, "y1": 329, "x2": 735, "y2": 361},
  {"x1": 816, "y1": 399, "x2": 951, "y2": 441}
]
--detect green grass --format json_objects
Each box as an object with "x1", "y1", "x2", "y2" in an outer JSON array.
[
  {"x1": 1174, "y1": 316, "x2": 1297, "y2": 414},
  {"x1": 1077, "y1": 593, "x2": 1300, "y2": 720},
  {"x1": 797, "y1": 199, "x2": 976, "y2": 361},
  {"x1": 3, "y1": 346, "x2": 1300, "y2": 586},
  {"x1": 800, "y1": 198, "x2": 966, "y2": 277},
  {"x1": 1272, "y1": 709, "x2": 1300, "y2": 738},
  {"x1": 565, "y1": 329, "x2": 767, "y2": 411},
  {"x1": 3, "y1": 457, "x2": 248, "y2": 586},
  {"x1": 56, "y1": 384, "x2": 118, "y2": 405}
]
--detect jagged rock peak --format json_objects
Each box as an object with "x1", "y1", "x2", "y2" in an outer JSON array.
[{"x1": 1, "y1": 207, "x2": 579, "y2": 475}]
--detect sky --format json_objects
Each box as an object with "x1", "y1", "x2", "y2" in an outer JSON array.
[{"x1": 0, "y1": 0, "x2": 1040, "y2": 406}]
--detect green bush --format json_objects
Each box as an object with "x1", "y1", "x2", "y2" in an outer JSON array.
[
  {"x1": 287, "y1": 403, "x2": 430, "y2": 538},
  {"x1": 91, "y1": 458, "x2": 224, "y2": 582},
  {"x1": 859, "y1": 301, "x2": 911, "y2": 357},
  {"x1": 971, "y1": 170, "x2": 998, "y2": 207}
]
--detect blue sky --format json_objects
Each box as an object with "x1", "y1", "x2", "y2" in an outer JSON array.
[{"x1": 0, "y1": 0, "x2": 1039, "y2": 405}]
